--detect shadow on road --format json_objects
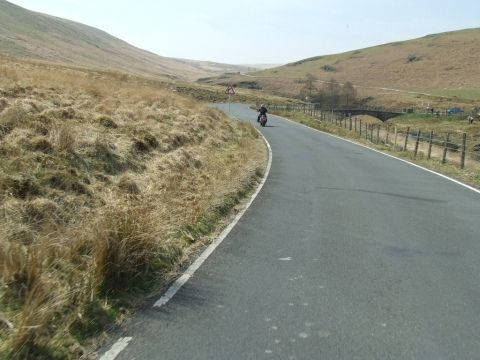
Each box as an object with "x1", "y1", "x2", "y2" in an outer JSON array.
[{"x1": 315, "y1": 186, "x2": 445, "y2": 203}]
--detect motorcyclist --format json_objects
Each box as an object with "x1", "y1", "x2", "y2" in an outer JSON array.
[{"x1": 257, "y1": 104, "x2": 268, "y2": 122}]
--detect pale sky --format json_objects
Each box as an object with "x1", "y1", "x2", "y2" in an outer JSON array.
[{"x1": 8, "y1": 0, "x2": 480, "y2": 65}]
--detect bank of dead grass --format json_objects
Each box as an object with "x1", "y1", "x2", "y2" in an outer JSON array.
[{"x1": 0, "y1": 57, "x2": 267, "y2": 358}]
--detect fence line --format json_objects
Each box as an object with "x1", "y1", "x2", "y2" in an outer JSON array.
[{"x1": 270, "y1": 103, "x2": 475, "y2": 117}]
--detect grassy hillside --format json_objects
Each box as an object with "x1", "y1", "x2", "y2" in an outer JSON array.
[
  {"x1": 202, "y1": 28, "x2": 480, "y2": 108},
  {"x1": 0, "y1": 56, "x2": 267, "y2": 359},
  {"x1": 0, "y1": 0, "x2": 254, "y2": 80}
]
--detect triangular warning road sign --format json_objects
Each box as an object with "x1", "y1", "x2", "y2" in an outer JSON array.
[{"x1": 225, "y1": 85, "x2": 236, "y2": 95}]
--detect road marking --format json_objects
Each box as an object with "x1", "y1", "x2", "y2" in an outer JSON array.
[
  {"x1": 99, "y1": 121, "x2": 273, "y2": 359},
  {"x1": 273, "y1": 114, "x2": 480, "y2": 195},
  {"x1": 153, "y1": 128, "x2": 273, "y2": 308},
  {"x1": 99, "y1": 337, "x2": 132, "y2": 360},
  {"x1": 279, "y1": 257, "x2": 292, "y2": 261}
]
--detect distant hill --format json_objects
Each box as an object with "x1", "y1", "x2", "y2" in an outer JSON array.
[
  {"x1": 202, "y1": 28, "x2": 480, "y2": 107},
  {"x1": 0, "y1": 0, "x2": 254, "y2": 80},
  {"x1": 241, "y1": 64, "x2": 282, "y2": 70}
]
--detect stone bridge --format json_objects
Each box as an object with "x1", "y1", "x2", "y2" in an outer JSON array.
[{"x1": 333, "y1": 109, "x2": 403, "y2": 122}]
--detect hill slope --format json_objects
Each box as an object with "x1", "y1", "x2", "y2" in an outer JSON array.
[
  {"x1": 0, "y1": 0, "x2": 254, "y2": 80},
  {"x1": 0, "y1": 54, "x2": 267, "y2": 359},
  {"x1": 202, "y1": 28, "x2": 480, "y2": 106}
]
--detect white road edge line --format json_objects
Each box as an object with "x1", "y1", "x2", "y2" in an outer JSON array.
[
  {"x1": 99, "y1": 337, "x2": 132, "y2": 360},
  {"x1": 153, "y1": 128, "x2": 272, "y2": 307},
  {"x1": 273, "y1": 113, "x2": 480, "y2": 195},
  {"x1": 98, "y1": 123, "x2": 272, "y2": 360}
]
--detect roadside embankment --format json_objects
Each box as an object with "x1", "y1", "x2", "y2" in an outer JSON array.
[{"x1": 0, "y1": 58, "x2": 268, "y2": 359}]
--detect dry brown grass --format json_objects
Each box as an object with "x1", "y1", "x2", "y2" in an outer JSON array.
[
  {"x1": 209, "y1": 28, "x2": 480, "y2": 109},
  {"x1": 0, "y1": 1, "x2": 256, "y2": 82},
  {"x1": 0, "y1": 57, "x2": 267, "y2": 358}
]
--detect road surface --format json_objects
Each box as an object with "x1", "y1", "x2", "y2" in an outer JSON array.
[{"x1": 106, "y1": 104, "x2": 480, "y2": 359}]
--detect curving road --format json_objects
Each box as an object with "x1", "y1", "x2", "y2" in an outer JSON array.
[{"x1": 106, "y1": 104, "x2": 480, "y2": 360}]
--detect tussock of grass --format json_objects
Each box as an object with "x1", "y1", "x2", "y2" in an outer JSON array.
[
  {"x1": 0, "y1": 58, "x2": 268, "y2": 358},
  {"x1": 92, "y1": 205, "x2": 164, "y2": 294}
]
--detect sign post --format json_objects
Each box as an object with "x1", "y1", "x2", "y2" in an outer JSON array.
[{"x1": 225, "y1": 85, "x2": 236, "y2": 113}]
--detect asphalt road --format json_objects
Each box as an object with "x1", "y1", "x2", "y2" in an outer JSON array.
[{"x1": 109, "y1": 104, "x2": 480, "y2": 360}]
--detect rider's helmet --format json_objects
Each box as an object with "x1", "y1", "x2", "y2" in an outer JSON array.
[{"x1": 261, "y1": 104, "x2": 265, "y2": 108}]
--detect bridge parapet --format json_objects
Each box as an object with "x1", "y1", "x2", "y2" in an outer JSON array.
[{"x1": 334, "y1": 109, "x2": 403, "y2": 122}]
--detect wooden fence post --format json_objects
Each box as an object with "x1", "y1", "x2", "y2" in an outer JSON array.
[
  {"x1": 359, "y1": 120, "x2": 362, "y2": 135},
  {"x1": 355, "y1": 117, "x2": 357, "y2": 133},
  {"x1": 442, "y1": 133, "x2": 450, "y2": 164},
  {"x1": 386, "y1": 125, "x2": 390, "y2": 144},
  {"x1": 427, "y1": 131, "x2": 434, "y2": 159},
  {"x1": 403, "y1": 127, "x2": 410, "y2": 151},
  {"x1": 376, "y1": 125, "x2": 380, "y2": 144},
  {"x1": 370, "y1": 125, "x2": 374, "y2": 142},
  {"x1": 394, "y1": 126, "x2": 398, "y2": 150},
  {"x1": 349, "y1": 115, "x2": 352, "y2": 131},
  {"x1": 414, "y1": 130, "x2": 421, "y2": 158},
  {"x1": 461, "y1": 133, "x2": 467, "y2": 169}
]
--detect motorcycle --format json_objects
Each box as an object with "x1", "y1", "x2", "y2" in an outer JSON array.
[{"x1": 258, "y1": 114, "x2": 267, "y2": 127}]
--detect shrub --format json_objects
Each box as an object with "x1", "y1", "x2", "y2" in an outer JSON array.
[
  {"x1": 407, "y1": 53, "x2": 421, "y2": 63},
  {"x1": 321, "y1": 64, "x2": 336, "y2": 72}
]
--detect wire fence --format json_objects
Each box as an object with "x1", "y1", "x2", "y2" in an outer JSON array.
[
  {"x1": 271, "y1": 103, "x2": 477, "y2": 117},
  {"x1": 271, "y1": 104, "x2": 480, "y2": 170}
]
